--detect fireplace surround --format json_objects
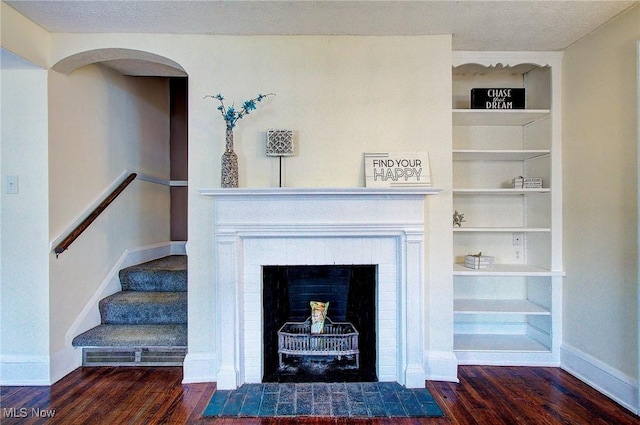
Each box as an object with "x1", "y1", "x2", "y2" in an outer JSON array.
[{"x1": 199, "y1": 187, "x2": 441, "y2": 390}]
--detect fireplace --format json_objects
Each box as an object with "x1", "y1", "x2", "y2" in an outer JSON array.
[
  {"x1": 262, "y1": 265, "x2": 377, "y2": 382},
  {"x1": 198, "y1": 187, "x2": 443, "y2": 390}
]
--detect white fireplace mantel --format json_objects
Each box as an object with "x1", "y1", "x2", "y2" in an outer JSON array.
[
  {"x1": 199, "y1": 187, "x2": 441, "y2": 197},
  {"x1": 196, "y1": 186, "x2": 441, "y2": 390}
]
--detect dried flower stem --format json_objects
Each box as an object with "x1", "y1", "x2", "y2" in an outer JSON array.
[{"x1": 205, "y1": 92, "x2": 275, "y2": 129}]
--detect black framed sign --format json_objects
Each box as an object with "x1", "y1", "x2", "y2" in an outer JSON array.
[{"x1": 471, "y1": 88, "x2": 525, "y2": 109}]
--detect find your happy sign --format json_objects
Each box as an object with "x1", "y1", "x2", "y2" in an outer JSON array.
[{"x1": 364, "y1": 152, "x2": 431, "y2": 187}]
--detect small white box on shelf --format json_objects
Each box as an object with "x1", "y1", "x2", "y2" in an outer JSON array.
[
  {"x1": 513, "y1": 176, "x2": 543, "y2": 189},
  {"x1": 464, "y1": 253, "x2": 495, "y2": 269}
]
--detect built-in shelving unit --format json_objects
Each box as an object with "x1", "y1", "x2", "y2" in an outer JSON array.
[{"x1": 452, "y1": 52, "x2": 563, "y2": 366}]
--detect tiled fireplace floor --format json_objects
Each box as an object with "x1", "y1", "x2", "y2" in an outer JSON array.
[{"x1": 203, "y1": 381, "x2": 443, "y2": 418}]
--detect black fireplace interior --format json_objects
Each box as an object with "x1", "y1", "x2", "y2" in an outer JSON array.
[{"x1": 262, "y1": 265, "x2": 377, "y2": 383}]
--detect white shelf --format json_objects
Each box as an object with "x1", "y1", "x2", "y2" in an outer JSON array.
[
  {"x1": 453, "y1": 149, "x2": 550, "y2": 161},
  {"x1": 453, "y1": 188, "x2": 550, "y2": 195},
  {"x1": 454, "y1": 334, "x2": 550, "y2": 352},
  {"x1": 453, "y1": 264, "x2": 563, "y2": 276},
  {"x1": 453, "y1": 227, "x2": 550, "y2": 233},
  {"x1": 453, "y1": 109, "x2": 550, "y2": 126},
  {"x1": 454, "y1": 299, "x2": 550, "y2": 315}
]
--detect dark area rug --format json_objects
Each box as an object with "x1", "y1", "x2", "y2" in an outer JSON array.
[{"x1": 203, "y1": 381, "x2": 444, "y2": 418}]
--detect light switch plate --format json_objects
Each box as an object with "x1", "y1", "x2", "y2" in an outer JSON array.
[{"x1": 5, "y1": 175, "x2": 18, "y2": 194}]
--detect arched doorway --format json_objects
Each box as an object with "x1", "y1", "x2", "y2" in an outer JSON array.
[
  {"x1": 52, "y1": 47, "x2": 188, "y2": 242},
  {"x1": 49, "y1": 48, "x2": 190, "y2": 371}
]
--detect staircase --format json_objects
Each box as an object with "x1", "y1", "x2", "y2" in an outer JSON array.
[{"x1": 72, "y1": 255, "x2": 187, "y2": 366}]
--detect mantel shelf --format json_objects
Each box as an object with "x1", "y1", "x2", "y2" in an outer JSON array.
[{"x1": 199, "y1": 187, "x2": 441, "y2": 197}]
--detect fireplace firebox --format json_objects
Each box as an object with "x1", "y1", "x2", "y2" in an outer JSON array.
[{"x1": 263, "y1": 265, "x2": 377, "y2": 382}]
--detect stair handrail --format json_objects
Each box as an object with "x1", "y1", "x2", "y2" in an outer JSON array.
[{"x1": 54, "y1": 173, "x2": 137, "y2": 258}]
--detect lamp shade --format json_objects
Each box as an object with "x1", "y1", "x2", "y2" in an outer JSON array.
[{"x1": 266, "y1": 129, "x2": 294, "y2": 156}]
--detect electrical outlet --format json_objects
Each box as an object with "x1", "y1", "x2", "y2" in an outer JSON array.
[
  {"x1": 513, "y1": 232, "x2": 524, "y2": 261},
  {"x1": 513, "y1": 232, "x2": 523, "y2": 248}
]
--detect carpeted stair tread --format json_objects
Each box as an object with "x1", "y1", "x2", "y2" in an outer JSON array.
[
  {"x1": 74, "y1": 255, "x2": 189, "y2": 360},
  {"x1": 72, "y1": 324, "x2": 187, "y2": 347},
  {"x1": 99, "y1": 291, "x2": 187, "y2": 325},
  {"x1": 119, "y1": 255, "x2": 187, "y2": 292}
]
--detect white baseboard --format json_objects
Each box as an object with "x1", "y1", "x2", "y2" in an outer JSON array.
[
  {"x1": 170, "y1": 241, "x2": 187, "y2": 255},
  {"x1": 561, "y1": 343, "x2": 638, "y2": 414},
  {"x1": 50, "y1": 346, "x2": 82, "y2": 384},
  {"x1": 425, "y1": 350, "x2": 460, "y2": 382},
  {"x1": 0, "y1": 355, "x2": 51, "y2": 385},
  {"x1": 182, "y1": 352, "x2": 217, "y2": 384}
]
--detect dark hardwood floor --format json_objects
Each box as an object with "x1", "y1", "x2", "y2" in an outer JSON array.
[{"x1": 1, "y1": 366, "x2": 639, "y2": 424}]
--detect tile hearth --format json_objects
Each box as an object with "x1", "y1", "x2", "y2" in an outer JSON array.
[{"x1": 203, "y1": 382, "x2": 444, "y2": 418}]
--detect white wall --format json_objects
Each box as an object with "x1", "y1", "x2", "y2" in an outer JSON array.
[
  {"x1": 562, "y1": 4, "x2": 639, "y2": 411},
  {"x1": 0, "y1": 68, "x2": 51, "y2": 384},
  {"x1": 46, "y1": 33, "x2": 454, "y2": 381},
  {"x1": 47, "y1": 65, "x2": 171, "y2": 363},
  {"x1": 181, "y1": 35, "x2": 454, "y2": 380},
  {"x1": 2, "y1": 3, "x2": 455, "y2": 382},
  {"x1": 0, "y1": 1, "x2": 52, "y2": 385}
]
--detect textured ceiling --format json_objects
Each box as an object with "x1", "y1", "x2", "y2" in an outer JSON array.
[{"x1": 5, "y1": 0, "x2": 638, "y2": 51}]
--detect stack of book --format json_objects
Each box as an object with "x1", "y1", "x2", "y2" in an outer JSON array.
[{"x1": 464, "y1": 253, "x2": 495, "y2": 270}]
